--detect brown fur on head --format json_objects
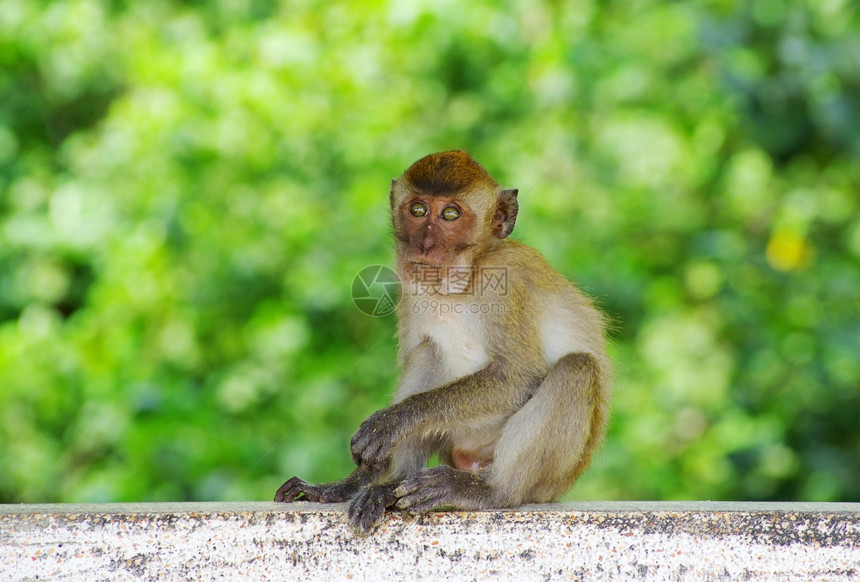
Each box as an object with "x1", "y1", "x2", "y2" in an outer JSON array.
[
  {"x1": 396, "y1": 150, "x2": 497, "y2": 197},
  {"x1": 391, "y1": 151, "x2": 519, "y2": 269}
]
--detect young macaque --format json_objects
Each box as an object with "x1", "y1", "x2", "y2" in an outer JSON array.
[{"x1": 275, "y1": 150, "x2": 611, "y2": 532}]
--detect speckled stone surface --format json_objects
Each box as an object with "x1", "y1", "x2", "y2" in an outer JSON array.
[{"x1": 1, "y1": 501, "x2": 858, "y2": 581}]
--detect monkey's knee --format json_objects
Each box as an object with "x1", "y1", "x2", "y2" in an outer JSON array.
[
  {"x1": 553, "y1": 352, "x2": 600, "y2": 378},
  {"x1": 547, "y1": 352, "x2": 608, "y2": 412}
]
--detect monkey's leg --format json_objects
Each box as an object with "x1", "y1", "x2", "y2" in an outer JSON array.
[
  {"x1": 396, "y1": 353, "x2": 605, "y2": 511},
  {"x1": 274, "y1": 468, "x2": 369, "y2": 503},
  {"x1": 488, "y1": 351, "x2": 606, "y2": 505},
  {"x1": 347, "y1": 435, "x2": 434, "y2": 532}
]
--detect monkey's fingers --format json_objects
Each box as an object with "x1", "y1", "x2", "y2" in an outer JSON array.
[
  {"x1": 349, "y1": 436, "x2": 367, "y2": 466},
  {"x1": 274, "y1": 476, "x2": 319, "y2": 503},
  {"x1": 352, "y1": 439, "x2": 391, "y2": 469},
  {"x1": 350, "y1": 426, "x2": 370, "y2": 466},
  {"x1": 350, "y1": 412, "x2": 396, "y2": 468}
]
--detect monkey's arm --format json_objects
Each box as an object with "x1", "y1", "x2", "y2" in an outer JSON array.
[
  {"x1": 350, "y1": 356, "x2": 541, "y2": 470},
  {"x1": 274, "y1": 467, "x2": 373, "y2": 503},
  {"x1": 391, "y1": 337, "x2": 442, "y2": 403}
]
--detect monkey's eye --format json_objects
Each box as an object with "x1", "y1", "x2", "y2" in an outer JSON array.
[
  {"x1": 441, "y1": 206, "x2": 461, "y2": 221},
  {"x1": 409, "y1": 202, "x2": 428, "y2": 217}
]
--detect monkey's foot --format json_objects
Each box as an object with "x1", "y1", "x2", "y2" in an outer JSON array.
[
  {"x1": 274, "y1": 476, "x2": 356, "y2": 503},
  {"x1": 347, "y1": 483, "x2": 398, "y2": 533},
  {"x1": 394, "y1": 465, "x2": 493, "y2": 512}
]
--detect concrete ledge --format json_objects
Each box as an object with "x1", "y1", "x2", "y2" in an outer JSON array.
[{"x1": 2, "y1": 502, "x2": 859, "y2": 580}]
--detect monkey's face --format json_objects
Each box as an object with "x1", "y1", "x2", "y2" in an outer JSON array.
[
  {"x1": 394, "y1": 195, "x2": 480, "y2": 266},
  {"x1": 390, "y1": 151, "x2": 518, "y2": 271}
]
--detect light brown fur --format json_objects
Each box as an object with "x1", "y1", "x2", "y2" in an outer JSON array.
[{"x1": 275, "y1": 151, "x2": 611, "y2": 532}]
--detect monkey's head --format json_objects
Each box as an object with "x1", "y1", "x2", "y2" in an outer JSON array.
[{"x1": 390, "y1": 151, "x2": 519, "y2": 269}]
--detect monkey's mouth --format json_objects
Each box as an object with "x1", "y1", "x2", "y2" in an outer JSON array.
[
  {"x1": 407, "y1": 254, "x2": 463, "y2": 268},
  {"x1": 408, "y1": 257, "x2": 445, "y2": 266},
  {"x1": 405, "y1": 249, "x2": 450, "y2": 266},
  {"x1": 406, "y1": 243, "x2": 475, "y2": 267}
]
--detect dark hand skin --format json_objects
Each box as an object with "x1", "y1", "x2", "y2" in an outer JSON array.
[
  {"x1": 350, "y1": 406, "x2": 409, "y2": 470},
  {"x1": 274, "y1": 470, "x2": 365, "y2": 503},
  {"x1": 347, "y1": 483, "x2": 399, "y2": 533},
  {"x1": 282, "y1": 361, "x2": 527, "y2": 532},
  {"x1": 350, "y1": 358, "x2": 530, "y2": 472},
  {"x1": 395, "y1": 465, "x2": 492, "y2": 512},
  {"x1": 272, "y1": 410, "x2": 411, "y2": 533},
  {"x1": 276, "y1": 419, "x2": 493, "y2": 532},
  {"x1": 273, "y1": 456, "x2": 401, "y2": 533}
]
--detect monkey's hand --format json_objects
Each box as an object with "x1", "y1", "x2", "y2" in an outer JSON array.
[
  {"x1": 347, "y1": 483, "x2": 398, "y2": 533},
  {"x1": 274, "y1": 476, "x2": 357, "y2": 503},
  {"x1": 350, "y1": 407, "x2": 405, "y2": 470}
]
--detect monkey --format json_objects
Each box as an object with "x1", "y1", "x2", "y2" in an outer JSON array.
[{"x1": 275, "y1": 150, "x2": 611, "y2": 533}]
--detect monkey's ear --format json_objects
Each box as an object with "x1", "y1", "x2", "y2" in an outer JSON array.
[{"x1": 492, "y1": 189, "x2": 519, "y2": 239}]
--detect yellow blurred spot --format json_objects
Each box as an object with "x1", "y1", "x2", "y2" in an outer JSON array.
[{"x1": 766, "y1": 231, "x2": 813, "y2": 271}]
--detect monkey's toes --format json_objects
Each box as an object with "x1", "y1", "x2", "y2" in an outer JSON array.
[
  {"x1": 274, "y1": 477, "x2": 317, "y2": 502},
  {"x1": 394, "y1": 482, "x2": 443, "y2": 511},
  {"x1": 274, "y1": 479, "x2": 298, "y2": 502},
  {"x1": 347, "y1": 484, "x2": 396, "y2": 533},
  {"x1": 347, "y1": 498, "x2": 381, "y2": 533},
  {"x1": 394, "y1": 466, "x2": 457, "y2": 511},
  {"x1": 393, "y1": 480, "x2": 417, "y2": 498},
  {"x1": 396, "y1": 491, "x2": 445, "y2": 512}
]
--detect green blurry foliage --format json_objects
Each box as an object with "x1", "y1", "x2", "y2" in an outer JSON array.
[{"x1": 1, "y1": 0, "x2": 858, "y2": 504}]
